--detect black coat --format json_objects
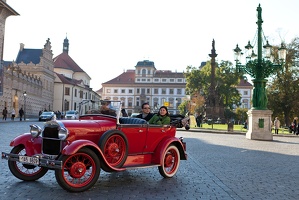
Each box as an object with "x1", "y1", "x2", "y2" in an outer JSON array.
[{"x1": 136, "y1": 113, "x2": 154, "y2": 121}]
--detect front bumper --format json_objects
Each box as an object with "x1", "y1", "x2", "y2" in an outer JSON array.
[{"x1": 2, "y1": 152, "x2": 63, "y2": 169}]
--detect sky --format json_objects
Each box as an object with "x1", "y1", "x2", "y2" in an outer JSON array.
[{"x1": 3, "y1": 0, "x2": 299, "y2": 90}]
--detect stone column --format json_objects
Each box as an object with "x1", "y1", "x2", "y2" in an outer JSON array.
[{"x1": 246, "y1": 109, "x2": 273, "y2": 140}]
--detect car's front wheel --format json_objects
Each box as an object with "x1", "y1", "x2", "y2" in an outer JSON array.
[
  {"x1": 55, "y1": 148, "x2": 101, "y2": 192},
  {"x1": 158, "y1": 145, "x2": 180, "y2": 178},
  {"x1": 8, "y1": 145, "x2": 48, "y2": 181}
]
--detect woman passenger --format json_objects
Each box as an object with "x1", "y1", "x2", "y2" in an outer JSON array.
[{"x1": 148, "y1": 106, "x2": 171, "y2": 125}]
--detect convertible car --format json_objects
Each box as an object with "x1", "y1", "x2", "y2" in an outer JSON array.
[{"x1": 2, "y1": 100, "x2": 187, "y2": 192}]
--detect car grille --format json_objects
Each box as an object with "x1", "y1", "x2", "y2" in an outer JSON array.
[{"x1": 42, "y1": 123, "x2": 63, "y2": 155}]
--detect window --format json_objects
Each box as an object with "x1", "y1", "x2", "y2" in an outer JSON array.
[
  {"x1": 142, "y1": 78, "x2": 146, "y2": 82},
  {"x1": 169, "y1": 89, "x2": 174, "y2": 94},
  {"x1": 137, "y1": 88, "x2": 140, "y2": 94},
  {"x1": 142, "y1": 69, "x2": 146, "y2": 77},
  {"x1": 162, "y1": 89, "x2": 166, "y2": 94},
  {"x1": 114, "y1": 89, "x2": 118, "y2": 93},
  {"x1": 74, "y1": 89, "x2": 77, "y2": 97},
  {"x1": 177, "y1": 79, "x2": 182, "y2": 82},
  {"x1": 65, "y1": 87, "x2": 70, "y2": 95},
  {"x1": 106, "y1": 89, "x2": 111, "y2": 93},
  {"x1": 162, "y1": 79, "x2": 167, "y2": 82},
  {"x1": 121, "y1": 89, "x2": 125, "y2": 93},
  {"x1": 80, "y1": 91, "x2": 83, "y2": 98},
  {"x1": 128, "y1": 89, "x2": 133, "y2": 93},
  {"x1": 244, "y1": 91, "x2": 248, "y2": 95},
  {"x1": 154, "y1": 78, "x2": 159, "y2": 82},
  {"x1": 177, "y1": 89, "x2": 182, "y2": 95},
  {"x1": 147, "y1": 88, "x2": 150, "y2": 94},
  {"x1": 154, "y1": 88, "x2": 159, "y2": 94},
  {"x1": 169, "y1": 98, "x2": 174, "y2": 108},
  {"x1": 170, "y1": 79, "x2": 174, "y2": 82},
  {"x1": 141, "y1": 88, "x2": 145, "y2": 94},
  {"x1": 128, "y1": 98, "x2": 133, "y2": 107}
]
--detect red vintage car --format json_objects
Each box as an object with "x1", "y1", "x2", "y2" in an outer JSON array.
[{"x1": 2, "y1": 100, "x2": 187, "y2": 192}]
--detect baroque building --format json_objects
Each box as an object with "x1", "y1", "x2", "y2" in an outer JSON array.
[
  {"x1": 53, "y1": 37, "x2": 100, "y2": 115},
  {"x1": 100, "y1": 60, "x2": 187, "y2": 116}
]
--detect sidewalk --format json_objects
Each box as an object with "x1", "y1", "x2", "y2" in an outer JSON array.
[
  {"x1": 0, "y1": 118, "x2": 39, "y2": 123},
  {"x1": 181, "y1": 127, "x2": 298, "y2": 137}
]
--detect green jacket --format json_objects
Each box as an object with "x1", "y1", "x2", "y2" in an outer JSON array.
[{"x1": 148, "y1": 114, "x2": 171, "y2": 125}]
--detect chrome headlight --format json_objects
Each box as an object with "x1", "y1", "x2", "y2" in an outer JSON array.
[
  {"x1": 58, "y1": 127, "x2": 69, "y2": 140},
  {"x1": 30, "y1": 124, "x2": 42, "y2": 138}
]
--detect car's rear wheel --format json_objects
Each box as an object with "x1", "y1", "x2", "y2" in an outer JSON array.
[
  {"x1": 99, "y1": 130, "x2": 128, "y2": 168},
  {"x1": 158, "y1": 145, "x2": 180, "y2": 178},
  {"x1": 55, "y1": 148, "x2": 100, "y2": 192},
  {"x1": 8, "y1": 145, "x2": 48, "y2": 181}
]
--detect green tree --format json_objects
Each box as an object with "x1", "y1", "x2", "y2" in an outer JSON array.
[
  {"x1": 267, "y1": 37, "x2": 299, "y2": 126},
  {"x1": 185, "y1": 60, "x2": 241, "y2": 113}
]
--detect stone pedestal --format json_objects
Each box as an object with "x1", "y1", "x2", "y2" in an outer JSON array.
[{"x1": 246, "y1": 109, "x2": 273, "y2": 140}]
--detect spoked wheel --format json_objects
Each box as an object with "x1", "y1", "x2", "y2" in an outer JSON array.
[
  {"x1": 55, "y1": 148, "x2": 100, "y2": 192},
  {"x1": 8, "y1": 145, "x2": 48, "y2": 181},
  {"x1": 99, "y1": 130, "x2": 128, "y2": 168},
  {"x1": 158, "y1": 145, "x2": 180, "y2": 178}
]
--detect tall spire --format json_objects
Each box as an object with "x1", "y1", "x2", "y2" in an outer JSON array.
[{"x1": 63, "y1": 34, "x2": 69, "y2": 54}]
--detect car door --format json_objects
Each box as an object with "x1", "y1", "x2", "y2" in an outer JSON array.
[{"x1": 118, "y1": 124, "x2": 147, "y2": 154}]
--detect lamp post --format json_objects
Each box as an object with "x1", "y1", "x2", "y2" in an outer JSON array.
[
  {"x1": 233, "y1": 4, "x2": 286, "y2": 140},
  {"x1": 23, "y1": 91, "x2": 27, "y2": 121}
]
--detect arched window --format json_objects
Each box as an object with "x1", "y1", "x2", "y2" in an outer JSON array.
[{"x1": 142, "y1": 69, "x2": 146, "y2": 77}]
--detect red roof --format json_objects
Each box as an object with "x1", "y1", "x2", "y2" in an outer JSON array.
[
  {"x1": 53, "y1": 52, "x2": 84, "y2": 72},
  {"x1": 103, "y1": 70, "x2": 135, "y2": 84},
  {"x1": 238, "y1": 79, "x2": 253, "y2": 87}
]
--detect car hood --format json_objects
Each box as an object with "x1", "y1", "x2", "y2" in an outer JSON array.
[{"x1": 57, "y1": 119, "x2": 117, "y2": 141}]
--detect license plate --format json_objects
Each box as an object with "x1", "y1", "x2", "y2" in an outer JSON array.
[{"x1": 19, "y1": 156, "x2": 39, "y2": 165}]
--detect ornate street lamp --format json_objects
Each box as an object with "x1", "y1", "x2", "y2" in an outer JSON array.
[
  {"x1": 233, "y1": 4, "x2": 287, "y2": 140},
  {"x1": 23, "y1": 91, "x2": 27, "y2": 120}
]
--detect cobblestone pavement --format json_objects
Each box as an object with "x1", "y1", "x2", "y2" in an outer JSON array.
[{"x1": 0, "y1": 120, "x2": 298, "y2": 200}]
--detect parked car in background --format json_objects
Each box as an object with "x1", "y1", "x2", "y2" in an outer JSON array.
[
  {"x1": 130, "y1": 113, "x2": 140, "y2": 118},
  {"x1": 38, "y1": 111, "x2": 56, "y2": 121},
  {"x1": 64, "y1": 110, "x2": 79, "y2": 120}
]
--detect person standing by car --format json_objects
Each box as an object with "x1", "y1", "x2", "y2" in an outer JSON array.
[
  {"x1": 136, "y1": 103, "x2": 154, "y2": 121},
  {"x1": 273, "y1": 117, "x2": 280, "y2": 134},
  {"x1": 148, "y1": 106, "x2": 171, "y2": 125},
  {"x1": 100, "y1": 101, "x2": 116, "y2": 116}
]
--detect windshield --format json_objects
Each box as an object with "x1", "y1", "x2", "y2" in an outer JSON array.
[
  {"x1": 66, "y1": 111, "x2": 76, "y2": 114},
  {"x1": 79, "y1": 100, "x2": 122, "y2": 118},
  {"x1": 42, "y1": 112, "x2": 53, "y2": 115}
]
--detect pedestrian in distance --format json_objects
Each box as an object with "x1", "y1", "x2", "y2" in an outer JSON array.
[
  {"x1": 273, "y1": 117, "x2": 280, "y2": 134},
  {"x1": 196, "y1": 113, "x2": 203, "y2": 127},
  {"x1": 2, "y1": 107, "x2": 8, "y2": 120},
  {"x1": 292, "y1": 117, "x2": 298, "y2": 135},
  {"x1": 19, "y1": 108, "x2": 24, "y2": 121},
  {"x1": 148, "y1": 106, "x2": 171, "y2": 125},
  {"x1": 136, "y1": 103, "x2": 154, "y2": 121},
  {"x1": 11, "y1": 108, "x2": 16, "y2": 121}
]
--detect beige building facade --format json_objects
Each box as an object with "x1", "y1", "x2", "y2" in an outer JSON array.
[{"x1": 0, "y1": 1, "x2": 99, "y2": 118}]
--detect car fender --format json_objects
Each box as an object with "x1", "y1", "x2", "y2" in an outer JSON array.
[
  {"x1": 61, "y1": 139, "x2": 125, "y2": 172},
  {"x1": 152, "y1": 137, "x2": 187, "y2": 165},
  {"x1": 9, "y1": 133, "x2": 42, "y2": 156}
]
